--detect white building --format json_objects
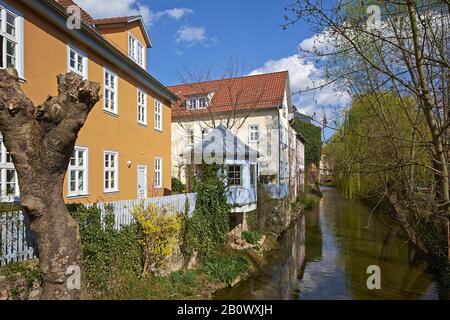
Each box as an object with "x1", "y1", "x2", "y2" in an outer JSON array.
[{"x1": 169, "y1": 71, "x2": 305, "y2": 199}]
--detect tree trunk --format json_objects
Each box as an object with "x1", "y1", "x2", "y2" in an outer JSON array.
[
  {"x1": 0, "y1": 68, "x2": 100, "y2": 299},
  {"x1": 23, "y1": 179, "x2": 86, "y2": 299},
  {"x1": 406, "y1": 0, "x2": 450, "y2": 259},
  {"x1": 386, "y1": 189, "x2": 429, "y2": 255}
]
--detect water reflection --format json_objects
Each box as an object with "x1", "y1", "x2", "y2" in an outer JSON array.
[
  {"x1": 216, "y1": 215, "x2": 306, "y2": 300},
  {"x1": 216, "y1": 187, "x2": 447, "y2": 300}
]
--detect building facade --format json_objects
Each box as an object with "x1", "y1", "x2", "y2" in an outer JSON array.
[
  {"x1": 170, "y1": 71, "x2": 303, "y2": 199},
  {"x1": 183, "y1": 125, "x2": 259, "y2": 213},
  {"x1": 288, "y1": 125, "x2": 306, "y2": 201},
  {"x1": 0, "y1": 0, "x2": 178, "y2": 203}
]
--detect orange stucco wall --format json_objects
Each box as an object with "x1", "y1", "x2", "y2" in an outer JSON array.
[
  {"x1": 100, "y1": 22, "x2": 148, "y2": 64},
  {"x1": 8, "y1": 1, "x2": 172, "y2": 203}
]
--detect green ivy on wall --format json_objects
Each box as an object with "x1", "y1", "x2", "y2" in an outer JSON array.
[
  {"x1": 182, "y1": 164, "x2": 230, "y2": 259},
  {"x1": 292, "y1": 119, "x2": 323, "y2": 168}
]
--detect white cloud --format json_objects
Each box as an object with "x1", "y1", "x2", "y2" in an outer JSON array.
[
  {"x1": 299, "y1": 32, "x2": 335, "y2": 54},
  {"x1": 250, "y1": 55, "x2": 316, "y2": 94},
  {"x1": 73, "y1": 0, "x2": 192, "y2": 25},
  {"x1": 176, "y1": 26, "x2": 206, "y2": 43},
  {"x1": 176, "y1": 25, "x2": 217, "y2": 47},
  {"x1": 149, "y1": 8, "x2": 193, "y2": 24},
  {"x1": 164, "y1": 8, "x2": 193, "y2": 21},
  {"x1": 249, "y1": 53, "x2": 351, "y2": 120}
]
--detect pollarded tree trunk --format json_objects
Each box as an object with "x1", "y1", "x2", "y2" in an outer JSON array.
[{"x1": 0, "y1": 68, "x2": 100, "y2": 299}]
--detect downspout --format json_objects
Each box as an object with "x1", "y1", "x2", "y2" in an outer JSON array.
[{"x1": 278, "y1": 109, "x2": 281, "y2": 191}]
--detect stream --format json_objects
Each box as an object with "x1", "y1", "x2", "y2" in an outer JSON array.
[{"x1": 216, "y1": 186, "x2": 449, "y2": 300}]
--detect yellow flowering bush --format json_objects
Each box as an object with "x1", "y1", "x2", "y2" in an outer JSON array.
[{"x1": 131, "y1": 203, "x2": 182, "y2": 275}]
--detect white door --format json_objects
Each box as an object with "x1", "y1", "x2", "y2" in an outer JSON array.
[{"x1": 137, "y1": 165, "x2": 147, "y2": 199}]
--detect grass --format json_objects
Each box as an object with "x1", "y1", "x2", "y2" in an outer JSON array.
[
  {"x1": 241, "y1": 230, "x2": 261, "y2": 245},
  {"x1": 100, "y1": 269, "x2": 217, "y2": 300},
  {"x1": 100, "y1": 249, "x2": 252, "y2": 300},
  {"x1": 201, "y1": 254, "x2": 250, "y2": 284}
]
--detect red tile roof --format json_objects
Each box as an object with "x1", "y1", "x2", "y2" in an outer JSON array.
[
  {"x1": 93, "y1": 16, "x2": 140, "y2": 25},
  {"x1": 54, "y1": 0, "x2": 94, "y2": 25},
  {"x1": 169, "y1": 71, "x2": 288, "y2": 118}
]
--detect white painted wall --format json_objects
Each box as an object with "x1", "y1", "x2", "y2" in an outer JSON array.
[{"x1": 171, "y1": 86, "x2": 294, "y2": 188}]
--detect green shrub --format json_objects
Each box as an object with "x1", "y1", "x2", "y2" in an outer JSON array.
[
  {"x1": 0, "y1": 262, "x2": 40, "y2": 300},
  {"x1": 299, "y1": 193, "x2": 320, "y2": 209},
  {"x1": 171, "y1": 177, "x2": 185, "y2": 193},
  {"x1": 241, "y1": 230, "x2": 261, "y2": 245},
  {"x1": 183, "y1": 164, "x2": 230, "y2": 259},
  {"x1": 245, "y1": 211, "x2": 258, "y2": 232},
  {"x1": 69, "y1": 205, "x2": 143, "y2": 294},
  {"x1": 0, "y1": 202, "x2": 22, "y2": 213},
  {"x1": 201, "y1": 255, "x2": 250, "y2": 284},
  {"x1": 131, "y1": 203, "x2": 181, "y2": 275}
]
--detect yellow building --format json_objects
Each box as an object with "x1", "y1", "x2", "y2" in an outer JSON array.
[{"x1": 0, "y1": 0, "x2": 178, "y2": 203}]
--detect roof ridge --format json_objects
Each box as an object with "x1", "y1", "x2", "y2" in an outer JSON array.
[
  {"x1": 168, "y1": 70, "x2": 288, "y2": 88},
  {"x1": 93, "y1": 15, "x2": 141, "y2": 23}
]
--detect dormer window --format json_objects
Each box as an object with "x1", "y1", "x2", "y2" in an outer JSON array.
[
  {"x1": 186, "y1": 95, "x2": 209, "y2": 110},
  {"x1": 128, "y1": 32, "x2": 145, "y2": 68}
]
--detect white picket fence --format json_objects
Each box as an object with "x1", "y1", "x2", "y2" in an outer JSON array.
[
  {"x1": 0, "y1": 193, "x2": 197, "y2": 266},
  {"x1": 89, "y1": 193, "x2": 197, "y2": 231},
  {"x1": 0, "y1": 212, "x2": 36, "y2": 266}
]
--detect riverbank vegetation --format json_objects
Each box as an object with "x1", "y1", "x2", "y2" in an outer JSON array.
[
  {"x1": 1, "y1": 164, "x2": 320, "y2": 300},
  {"x1": 286, "y1": 0, "x2": 450, "y2": 283}
]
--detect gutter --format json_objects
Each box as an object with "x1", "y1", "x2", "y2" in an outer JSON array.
[
  {"x1": 21, "y1": 0, "x2": 178, "y2": 103},
  {"x1": 278, "y1": 110, "x2": 281, "y2": 186},
  {"x1": 171, "y1": 104, "x2": 282, "y2": 120}
]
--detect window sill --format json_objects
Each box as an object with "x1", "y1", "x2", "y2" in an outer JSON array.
[
  {"x1": 66, "y1": 193, "x2": 90, "y2": 199},
  {"x1": 137, "y1": 122, "x2": 148, "y2": 127},
  {"x1": 103, "y1": 109, "x2": 119, "y2": 117},
  {"x1": 154, "y1": 128, "x2": 163, "y2": 133},
  {"x1": 104, "y1": 190, "x2": 120, "y2": 194}
]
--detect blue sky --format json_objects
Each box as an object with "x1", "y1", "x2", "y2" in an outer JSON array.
[
  {"x1": 143, "y1": 1, "x2": 312, "y2": 84},
  {"x1": 76, "y1": 0, "x2": 351, "y2": 131}
]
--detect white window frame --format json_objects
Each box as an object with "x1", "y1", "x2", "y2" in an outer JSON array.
[
  {"x1": 154, "y1": 99, "x2": 163, "y2": 131},
  {"x1": 67, "y1": 45, "x2": 88, "y2": 79},
  {"x1": 154, "y1": 157, "x2": 162, "y2": 188},
  {"x1": 128, "y1": 32, "x2": 145, "y2": 68},
  {"x1": 103, "y1": 68, "x2": 118, "y2": 114},
  {"x1": 67, "y1": 146, "x2": 89, "y2": 197},
  {"x1": 248, "y1": 125, "x2": 260, "y2": 143},
  {"x1": 0, "y1": 135, "x2": 19, "y2": 202},
  {"x1": 186, "y1": 96, "x2": 208, "y2": 110},
  {"x1": 137, "y1": 89, "x2": 147, "y2": 125},
  {"x1": 104, "y1": 151, "x2": 119, "y2": 193},
  {"x1": 0, "y1": 4, "x2": 24, "y2": 79},
  {"x1": 227, "y1": 165, "x2": 242, "y2": 187}
]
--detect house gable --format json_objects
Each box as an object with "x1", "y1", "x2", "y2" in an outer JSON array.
[{"x1": 93, "y1": 16, "x2": 152, "y2": 56}]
